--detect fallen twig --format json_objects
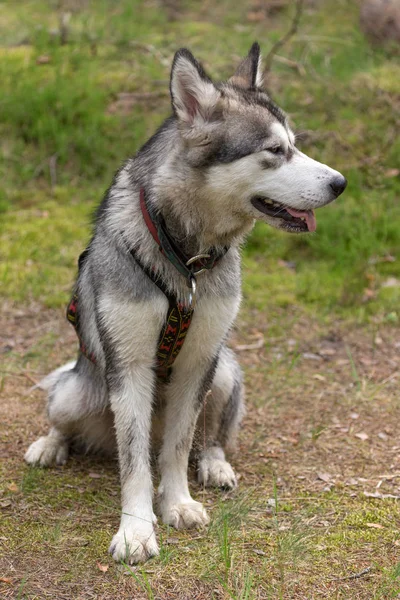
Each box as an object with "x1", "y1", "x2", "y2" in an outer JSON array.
[
  {"x1": 49, "y1": 154, "x2": 58, "y2": 188},
  {"x1": 235, "y1": 338, "x2": 264, "y2": 351},
  {"x1": 264, "y1": 0, "x2": 304, "y2": 74},
  {"x1": 272, "y1": 54, "x2": 306, "y2": 75},
  {"x1": 364, "y1": 491, "x2": 400, "y2": 500},
  {"x1": 22, "y1": 372, "x2": 39, "y2": 386},
  {"x1": 330, "y1": 567, "x2": 372, "y2": 582},
  {"x1": 59, "y1": 12, "x2": 71, "y2": 45},
  {"x1": 128, "y1": 41, "x2": 170, "y2": 68},
  {"x1": 117, "y1": 91, "x2": 166, "y2": 100}
]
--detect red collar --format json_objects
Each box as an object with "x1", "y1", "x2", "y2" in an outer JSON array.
[{"x1": 139, "y1": 187, "x2": 228, "y2": 285}]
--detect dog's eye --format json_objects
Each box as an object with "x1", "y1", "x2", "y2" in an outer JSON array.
[{"x1": 267, "y1": 146, "x2": 284, "y2": 155}]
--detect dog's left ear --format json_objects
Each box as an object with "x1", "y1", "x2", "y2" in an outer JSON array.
[
  {"x1": 170, "y1": 48, "x2": 220, "y2": 125},
  {"x1": 229, "y1": 42, "x2": 263, "y2": 90}
]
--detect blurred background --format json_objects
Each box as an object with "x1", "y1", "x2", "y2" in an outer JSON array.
[{"x1": 1, "y1": 0, "x2": 399, "y2": 321}]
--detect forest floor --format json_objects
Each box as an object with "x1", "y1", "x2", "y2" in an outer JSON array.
[{"x1": 2, "y1": 302, "x2": 400, "y2": 599}]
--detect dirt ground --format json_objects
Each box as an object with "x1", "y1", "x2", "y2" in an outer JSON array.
[{"x1": 1, "y1": 302, "x2": 400, "y2": 599}]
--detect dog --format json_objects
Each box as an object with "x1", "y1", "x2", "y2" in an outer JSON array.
[{"x1": 25, "y1": 43, "x2": 347, "y2": 564}]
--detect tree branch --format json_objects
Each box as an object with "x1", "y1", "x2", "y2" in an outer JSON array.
[{"x1": 263, "y1": 0, "x2": 304, "y2": 74}]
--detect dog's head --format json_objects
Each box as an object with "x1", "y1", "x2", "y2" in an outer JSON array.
[{"x1": 169, "y1": 43, "x2": 347, "y2": 234}]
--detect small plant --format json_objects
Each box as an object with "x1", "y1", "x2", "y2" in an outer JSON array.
[{"x1": 122, "y1": 561, "x2": 155, "y2": 600}]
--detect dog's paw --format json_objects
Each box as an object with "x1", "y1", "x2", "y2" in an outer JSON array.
[
  {"x1": 161, "y1": 501, "x2": 210, "y2": 530},
  {"x1": 24, "y1": 436, "x2": 68, "y2": 467},
  {"x1": 109, "y1": 528, "x2": 159, "y2": 564},
  {"x1": 198, "y1": 457, "x2": 237, "y2": 490}
]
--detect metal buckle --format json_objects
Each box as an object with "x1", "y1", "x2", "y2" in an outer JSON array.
[
  {"x1": 187, "y1": 275, "x2": 197, "y2": 310},
  {"x1": 186, "y1": 253, "x2": 211, "y2": 277}
]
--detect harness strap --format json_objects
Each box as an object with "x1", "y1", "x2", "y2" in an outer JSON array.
[
  {"x1": 140, "y1": 187, "x2": 228, "y2": 285},
  {"x1": 66, "y1": 289, "x2": 97, "y2": 365},
  {"x1": 66, "y1": 186, "x2": 228, "y2": 382},
  {"x1": 66, "y1": 247, "x2": 194, "y2": 382},
  {"x1": 128, "y1": 245, "x2": 194, "y2": 381}
]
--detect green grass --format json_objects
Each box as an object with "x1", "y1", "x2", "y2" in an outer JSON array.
[
  {"x1": 4, "y1": 454, "x2": 400, "y2": 598},
  {"x1": 1, "y1": 0, "x2": 399, "y2": 317}
]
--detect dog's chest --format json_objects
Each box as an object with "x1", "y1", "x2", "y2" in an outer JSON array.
[{"x1": 172, "y1": 293, "x2": 240, "y2": 370}]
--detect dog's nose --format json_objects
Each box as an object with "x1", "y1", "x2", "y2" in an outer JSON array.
[{"x1": 329, "y1": 176, "x2": 347, "y2": 198}]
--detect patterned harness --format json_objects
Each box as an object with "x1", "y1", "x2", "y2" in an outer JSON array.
[{"x1": 67, "y1": 188, "x2": 228, "y2": 382}]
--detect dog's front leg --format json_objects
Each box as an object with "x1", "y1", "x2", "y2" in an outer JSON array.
[
  {"x1": 158, "y1": 356, "x2": 218, "y2": 529},
  {"x1": 108, "y1": 365, "x2": 159, "y2": 564}
]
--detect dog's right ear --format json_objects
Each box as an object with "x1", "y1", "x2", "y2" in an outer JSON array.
[
  {"x1": 170, "y1": 49, "x2": 220, "y2": 125},
  {"x1": 229, "y1": 42, "x2": 263, "y2": 90}
]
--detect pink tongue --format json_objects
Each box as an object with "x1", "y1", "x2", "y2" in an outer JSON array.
[{"x1": 286, "y1": 208, "x2": 317, "y2": 232}]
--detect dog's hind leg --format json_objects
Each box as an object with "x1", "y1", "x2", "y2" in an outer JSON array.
[
  {"x1": 24, "y1": 426, "x2": 69, "y2": 467},
  {"x1": 25, "y1": 358, "x2": 109, "y2": 466},
  {"x1": 195, "y1": 346, "x2": 244, "y2": 490}
]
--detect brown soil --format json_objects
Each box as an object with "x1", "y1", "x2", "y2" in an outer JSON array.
[{"x1": 1, "y1": 302, "x2": 400, "y2": 599}]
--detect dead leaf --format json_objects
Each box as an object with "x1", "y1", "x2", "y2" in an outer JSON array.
[
  {"x1": 302, "y1": 352, "x2": 322, "y2": 361},
  {"x1": 336, "y1": 358, "x2": 349, "y2": 366},
  {"x1": 366, "y1": 523, "x2": 384, "y2": 529},
  {"x1": 97, "y1": 562, "x2": 109, "y2": 573},
  {"x1": 253, "y1": 549, "x2": 267, "y2": 556},
  {"x1": 355, "y1": 432, "x2": 369, "y2": 441},
  {"x1": 88, "y1": 472, "x2": 101, "y2": 479},
  {"x1": 362, "y1": 288, "x2": 376, "y2": 301},
  {"x1": 319, "y1": 520, "x2": 330, "y2": 527},
  {"x1": 284, "y1": 436, "x2": 299, "y2": 445},
  {"x1": 369, "y1": 254, "x2": 396, "y2": 264},
  {"x1": 247, "y1": 10, "x2": 265, "y2": 21},
  {"x1": 278, "y1": 259, "x2": 296, "y2": 270},
  {"x1": 0, "y1": 500, "x2": 11, "y2": 508},
  {"x1": 318, "y1": 347, "x2": 337, "y2": 356},
  {"x1": 0, "y1": 577, "x2": 12, "y2": 584},
  {"x1": 235, "y1": 338, "x2": 264, "y2": 351},
  {"x1": 360, "y1": 357, "x2": 374, "y2": 366},
  {"x1": 313, "y1": 374, "x2": 326, "y2": 381},
  {"x1": 107, "y1": 91, "x2": 166, "y2": 115},
  {"x1": 382, "y1": 277, "x2": 400, "y2": 288},
  {"x1": 36, "y1": 55, "x2": 51, "y2": 65},
  {"x1": 317, "y1": 472, "x2": 331, "y2": 483},
  {"x1": 384, "y1": 168, "x2": 399, "y2": 177},
  {"x1": 364, "y1": 491, "x2": 400, "y2": 499},
  {"x1": 378, "y1": 432, "x2": 389, "y2": 441}
]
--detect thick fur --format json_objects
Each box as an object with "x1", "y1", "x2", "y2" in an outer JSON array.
[{"x1": 25, "y1": 43, "x2": 346, "y2": 564}]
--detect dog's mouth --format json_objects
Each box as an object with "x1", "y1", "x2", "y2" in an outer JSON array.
[{"x1": 251, "y1": 197, "x2": 316, "y2": 233}]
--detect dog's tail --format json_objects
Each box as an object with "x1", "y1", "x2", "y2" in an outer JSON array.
[{"x1": 33, "y1": 361, "x2": 77, "y2": 392}]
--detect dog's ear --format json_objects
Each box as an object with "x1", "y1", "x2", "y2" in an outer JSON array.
[
  {"x1": 229, "y1": 42, "x2": 263, "y2": 89},
  {"x1": 170, "y1": 48, "x2": 220, "y2": 124}
]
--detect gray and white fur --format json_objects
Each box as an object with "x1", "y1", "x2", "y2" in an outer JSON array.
[{"x1": 25, "y1": 43, "x2": 347, "y2": 564}]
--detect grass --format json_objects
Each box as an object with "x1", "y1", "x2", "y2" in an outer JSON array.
[
  {"x1": 1, "y1": 0, "x2": 399, "y2": 316},
  {"x1": 1, "y1": 0, "x2": 400, "y2": 598}
]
